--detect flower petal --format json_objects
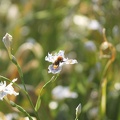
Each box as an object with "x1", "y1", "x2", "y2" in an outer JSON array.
[
  {"x1": 57, "y1": 50, "x2": 65, "y2": 57},
  {"x1": 0, "y1": 81, "x2": 6, "y2": 91},
  {"x1": 0, "y1": 91, "x2": 7, "y2": 100},
  {"x1": 48, "y1": 65, "x2": 62, "y2": 74},
  {"x1": 45, "y1": 50, "x2": 65, "y2": 63},
  {"x1": 45, "y1": 53, "x2": 55, "y2": 63},
  {"x1": 0, "y1": 79, "x2": 19, "y2": 100}
]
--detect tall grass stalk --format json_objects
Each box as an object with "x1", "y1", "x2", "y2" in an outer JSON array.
[
  {"x1": 11, "y1": 56, "x2": 40, "y2": 120},
  {"x1": 35, "y1": 74, "x2": 59, "y2": 111},
  {"x1": 100, "y1": 29, "x2": 116, "y2": 119}
]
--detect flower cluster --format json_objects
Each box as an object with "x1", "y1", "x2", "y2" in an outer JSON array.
[{"x1": 45, "y1": 50, "x2": 77, "y2": 74}]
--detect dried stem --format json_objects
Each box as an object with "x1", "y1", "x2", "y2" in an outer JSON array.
[{"x1": 100, "y1": 28, "x2": 116, "y2": 119}]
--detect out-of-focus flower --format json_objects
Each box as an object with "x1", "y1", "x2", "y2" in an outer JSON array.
[
  {"x1": 114, "y1": 82, "x2": 120, "y2": 90},
  {"x1": 73, "y1": 15, "x2": 102, "y2": 31},
  {"x1": 0, "y1": 78, "x2": 19, "y2": 100},
  {"x1": 88, "y1": 107, "x2": 98, "y2": 119},
  {"x1": 6, "y1": 113, "x2": 18, "y2": 120},
  {"x1": 45, "y1": 50, "x2": 77, "y2": 74},
  {"x1": 49, "y1": 101, "x2": 58, "y2": 110},
  {"x1": 2, "y1": 33, "x2": 12, "y2": 58},
  {"x1": 84, "y1": 41, "x2": 97, "y2": 52},
  {"x1": 52, "y1": 85, "x2": 78, "y2": 100}
]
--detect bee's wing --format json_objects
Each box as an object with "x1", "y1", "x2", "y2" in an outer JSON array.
[{"x1": 65, "y1": 59, "x2": 78, "y2": 64}]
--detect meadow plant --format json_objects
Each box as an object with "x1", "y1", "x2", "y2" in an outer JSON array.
[
  {"x1": 0, "y1": 33, "x2": 79, "y2": 120},
  {"x1": 0, "y1": 29, "x2": 116, "y2": 120},
  {"x1": 99, "y1": 29, "x2": 116, "y2": 120}
]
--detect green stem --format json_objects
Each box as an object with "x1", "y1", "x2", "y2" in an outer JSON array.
[
  {"x1": 100, "y1": 58, "x2": 114, "y2": 119},
  {"x1": 16, "y1": 64, "x2": 27, "y2": 91},
  {"x1": 4, "y1": 98, "x2": 33, "y2": 120},
  {"x1": 102, "y1": 60, "x2": 113, "y2": 79},
  {"x1": 10, "y1": 55, "x2": 40, "y2": 120},
  {"x1": 10, "y1": 101, "x2": 33, "y2": 120},
  {"x1": 100, "y1": 78, "x2": 107, "y2": 119},
  {"x1": 35, "y1": 76, "x2": 55, "y2": 110},
  {"x1": 75, "y1": 118, "x2": 78, "y2": 120},
  {"x1": 40, "y1": 76, "x2": 55, "y2": 96},
  {"x1": 39, "y1": 74, "x2": 59, "y2": 98},
  {"x1": 16, "y1": 64, "x2": 40, "y2": 120},
  {"x1": 35, "y1": 74, "x2": 59, "y2": 111}
]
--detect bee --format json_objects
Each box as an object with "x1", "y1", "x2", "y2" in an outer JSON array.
[{"x1": 53, "y1": 56, "x2": 64, "y2": 69}]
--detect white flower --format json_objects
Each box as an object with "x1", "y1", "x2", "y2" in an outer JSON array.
[
  {"x1": 45, "y1": 50, "x2": 78, "y2": 74},
  {"x1": 2, "y1": 33, "x2": 12, "y2": 50},
  {"x1": 0, "y1": 78, "x2": 19, "y2": 100},
  {"x1": 52, "y1": 85, "x2": 78, "y2": 100}
]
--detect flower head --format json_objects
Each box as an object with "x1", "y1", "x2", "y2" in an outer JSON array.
[
  {"x1": 0, "y1": 78, "x2": 19, "y2": 100},
  {"x1": 45, "y1": 50, "x2": 77, "y2": 74}
]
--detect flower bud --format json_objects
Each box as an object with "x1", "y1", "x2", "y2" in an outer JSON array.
[
  {"x1": 2, "y1": 33, "x2": 12, "y2": 50},
  {"x1": 2, "y1": 33, "x2": 13, "y2": 59},
  {"x1": 76, "y1": 103, "x2": 82, "y2": 119}
]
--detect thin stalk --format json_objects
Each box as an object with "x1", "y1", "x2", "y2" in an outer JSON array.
[
  {"x1": 36, "y1": 76, "x2": 54, "y2": 107},
  {"x1": 100, "y1": 28, "x2": 116, "y2": 120},
  {"x1": 39, "y1": 76, "x2": 54, "y2": 96},
  {"x1": 100, "y1": 78, "x2": 107, "y2": 119},
  {"x1": 16, "y1": 64, "x2": 40, "y2": 120},
  {"x1": 100, "y1": 53, "x2": 115, "y2": 119},
  {"x1": 10, "y1": 101, "x2": 33, "y2": 120},
  {"x1": 4, "y1": 98, "x2": 33, "y2": 120},
  {"x1": 11, "y1": 55, "x2": 40, "y2": 119},
  {"x1": 35, "y1": 74, "x2": 59, "y2": 111},
  {"x1": 39, "y1": 74, "x2": 59, "y2": 96},
  {"x1": 102, "y1": 28, "x2": 107, "y2": 42},
  {"x1": 100, "y1": 60, "x2": 112, "y2": 119}
]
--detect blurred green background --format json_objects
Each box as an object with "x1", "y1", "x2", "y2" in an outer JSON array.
[{"x1": 0, "y1": 0, "x2": 120, "y2": 120}]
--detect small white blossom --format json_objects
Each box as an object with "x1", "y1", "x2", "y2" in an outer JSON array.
[
  {"x1": 2, "y1": 33, "x2": 12, "y2": 50},
  {"x1": 0, "y1": 78, "x2": 19, "y2": 100},
  {"x1": 45, "y1": 50, "x2": 78, "y2": 74},
  {"x1": 52, "y1": 85, "x2": 78, "y2": 100}
]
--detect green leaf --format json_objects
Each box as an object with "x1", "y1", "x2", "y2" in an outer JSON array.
[{"x1": 35, "y1": 96, "x2": 41, "y2": 111}]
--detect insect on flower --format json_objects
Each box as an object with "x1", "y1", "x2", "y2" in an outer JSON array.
[
  {"x1": 45, "y1": 50, "x2": 78, "y2": 74},
  {"x1": 53, "y1": 56, "x2": 64, "y2": 69}
]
